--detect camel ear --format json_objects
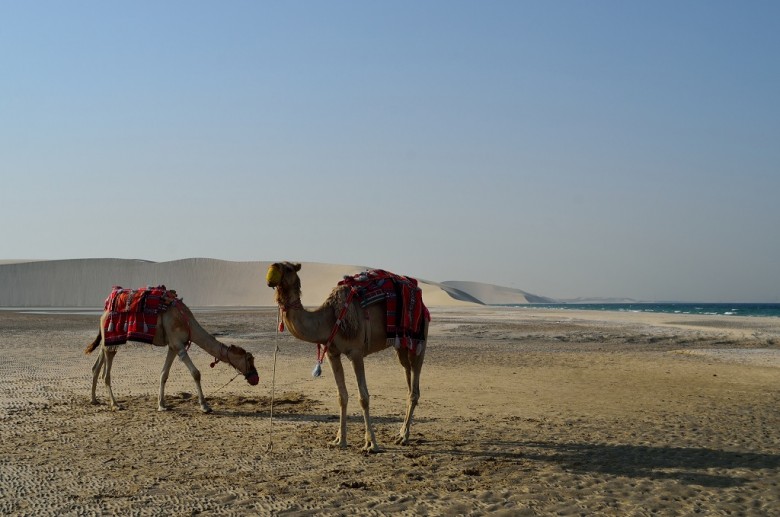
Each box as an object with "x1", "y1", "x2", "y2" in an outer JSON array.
[{"x1": 293, "y1": 263, "x2": 302, "y2": 272}]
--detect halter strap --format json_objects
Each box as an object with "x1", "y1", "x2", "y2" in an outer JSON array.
[
  {"x1": 210, "y1": 343, "x2": 250, "y2": 375},
  {"x1": 277, "y1": 298, "x2": 303, "y2": 333},
  {"x1": 210, "y1": 342, "x2": 230, "y2": 368}
]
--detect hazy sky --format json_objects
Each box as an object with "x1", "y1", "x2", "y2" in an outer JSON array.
[{"x1": 2, "y1": 1, "x2": 779, "y2": 302}]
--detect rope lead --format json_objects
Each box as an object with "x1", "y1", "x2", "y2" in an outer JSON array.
[{"x1": 267, "y1": 308, "x2": 282, "y2": 453}]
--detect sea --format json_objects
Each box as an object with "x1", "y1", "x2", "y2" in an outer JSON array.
[{"x1": 506, "y1": 303, "x2": 780, "y2": 318}]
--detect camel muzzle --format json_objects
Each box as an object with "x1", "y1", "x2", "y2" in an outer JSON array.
[
  {"x1": 266, "y1": 266, "x2": 282, "y2": 288},
  {"x1": 245, "y1": 367, "x2": 259, "y2": 386}
]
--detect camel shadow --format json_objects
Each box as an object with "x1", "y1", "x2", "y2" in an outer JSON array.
[
  {"x1": 441, "y1": 439, "x2": 780, "y2": 488},
  {"x1": 271, "y1": 412, "x2": 434, "y2": 425},
  {"x1": 202, "y1": 391, "x2": 437, "y2": 424},
  {"x1": 211, "y1": 407, "x2": 430, "y2": 426}
]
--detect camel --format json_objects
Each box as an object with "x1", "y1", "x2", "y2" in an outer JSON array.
[
  {"x1": 85, "y1": 295, "x2": 259, "y2": 413},
  {"x1": 266, "y1": 262, "x2": 429, "y2": 452}
]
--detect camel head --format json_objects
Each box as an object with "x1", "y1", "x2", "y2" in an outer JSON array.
[
  {"x1": 231, "y1": 346, "x2": 259, "y2": 386},
  {"x1": 244, "y1": 357, "x2": 259, "y2": 386},
  {"x1": 266, "y1": 262, "x2": 302, "y2": 303}
]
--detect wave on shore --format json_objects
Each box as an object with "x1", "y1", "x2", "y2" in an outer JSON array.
[{"x1": 512, "y1": 302, "x2": 780, "y2": 317}]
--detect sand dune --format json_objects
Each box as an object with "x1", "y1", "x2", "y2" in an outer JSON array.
[
  {"x1": 442, "y1": 280, "x2": 556, "y2": 304},
  {"x1": 0, "y1": 258, "x2": 484, "y2": 308}
]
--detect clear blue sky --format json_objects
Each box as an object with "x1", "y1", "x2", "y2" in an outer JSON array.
[{"x1": 2, "y1": 1, "x2": 779, "y2": 302}]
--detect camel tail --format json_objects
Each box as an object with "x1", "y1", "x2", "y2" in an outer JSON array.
[{"x1": 84, "y1": 332, "x2": 101, "y2": 354}]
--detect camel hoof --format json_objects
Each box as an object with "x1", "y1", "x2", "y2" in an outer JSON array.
[
  {"x1": 329, "y1": 437, "x2": 347, "y2": 449},
  {"x1": 90, "y1": 399, "x2": 100, "y2": 406},
  {"x1": 200, "y1": 405, "x2": 213, "y2": 414},
  {"x1": 157, "y1": 405, "x2": 170, "y2": 412},
  {"x1": 395, "y1": 436, "x2": 410, "y2": 446},
  {"x1": 110, "y1": 404, "x2": 124, "y2": 412},
  {"x1": 362, "y1": 443, "x2": 381, "y2": 454}
]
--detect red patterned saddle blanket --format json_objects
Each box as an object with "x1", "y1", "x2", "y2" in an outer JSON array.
[
  {"x1": 103, "y1": 285, "x2": 179, "y2": 346},
  {"x1": 338, "y1": 269, "x2": 430, "y2": 351}
]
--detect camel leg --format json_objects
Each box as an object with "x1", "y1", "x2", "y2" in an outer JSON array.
[
  {"x1": 175, "y1": 347, "x2": 212, "y2": 414},
  {"x1": 328, "y1": 353, "x2": 349, "y2": 448},
  {"x1": 396, "y1": 347, "x2": 425, "y2": 445},
  {"x1": 350, "y1": 354, "x2": 380, "y2": 453},
  {"x1": 102, "y1": 348, "x2": 123, "y2": 411},
  {"x1": 157, "y1": 347, "x2": 177, "y2": 411},
  {"x1": 90, "y1": 350, "x2": 105, "y2": 405}
]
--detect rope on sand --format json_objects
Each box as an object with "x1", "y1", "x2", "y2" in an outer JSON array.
[{"x1": 212, "y1": 372, "x2": 240, "y2": 394}]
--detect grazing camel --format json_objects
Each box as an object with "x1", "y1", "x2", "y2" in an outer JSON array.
[
  {"x1": 85, "y1": 287, "x2": 259, "y2": 413},
  {"x1": 266, "y1": 262, "x2": 429, "y2": 452}
]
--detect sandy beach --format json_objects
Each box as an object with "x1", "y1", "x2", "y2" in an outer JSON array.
[{"x1": 2, "y1": 306, "x2": 780, "y2": 515}]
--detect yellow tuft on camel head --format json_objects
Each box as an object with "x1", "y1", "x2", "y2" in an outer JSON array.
[{"x1": 266, "y1": 264, "x2": 282, "y2": 287}]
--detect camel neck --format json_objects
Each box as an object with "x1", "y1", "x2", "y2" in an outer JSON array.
[
  {"x1": 281, "y1": 298, "x2": 304, "y2": 312},
  {"x1": 275, "y1": 285, "x2": 303, "y2": 311},
  {"x1": 279, "y1": 302, "x2": 334, "y2": 344},
  {"x1": 188, "y1": 323, "x2": 246, "y2": 374}
]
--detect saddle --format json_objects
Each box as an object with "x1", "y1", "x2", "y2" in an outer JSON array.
[
  {"x1": 338, "y1": 270, "x2": 430, "y2": 351},
  {"x1": 103, "y1": 285, "x2": 179, "y2": 346}
]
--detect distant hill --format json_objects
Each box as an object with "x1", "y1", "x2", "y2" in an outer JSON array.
[
  {"x1": 441, "y1": 281, "x2": 557, "y2": 305},
  {"x1": 0, "y1": 258, "x2": 484, "y2": 308},
  {"x1": 1, "y1": 258, "x2": 273, "y2": 307},
  {"x1": 0, "y1": 258, "x2": 568, "y2": 308}
]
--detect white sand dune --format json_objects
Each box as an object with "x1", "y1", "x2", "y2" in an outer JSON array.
[
  {"x1": 0, "y1": 258, "x2": 484, "y2": 307},
  {"x1": 442, "y1": 280, "x2": 556, "y2": 304}
]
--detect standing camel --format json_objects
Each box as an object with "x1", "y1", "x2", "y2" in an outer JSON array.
[
  {"x1": 266, "y1": 262, "x2": 429, "y2": 452},
  {"x1": 85, "y1": 286, "x2": 259, "y2": 413}
]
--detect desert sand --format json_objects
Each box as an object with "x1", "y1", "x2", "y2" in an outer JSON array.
[{"x1": 2, "y1": 304, "x2": 780, "y2": 516}]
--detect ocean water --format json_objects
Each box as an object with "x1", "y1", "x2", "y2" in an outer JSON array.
[{"x1": 508, "y1": 303, "x2": 780, "y2": 318}]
